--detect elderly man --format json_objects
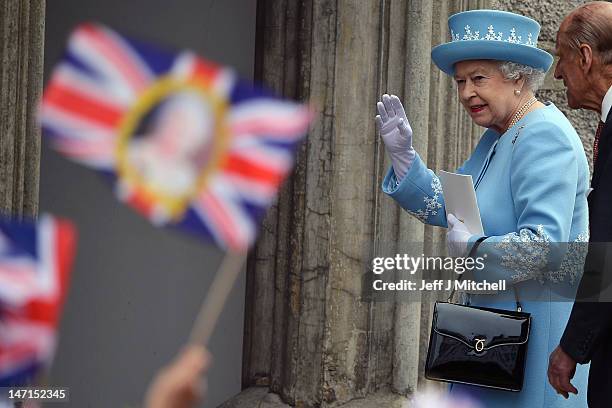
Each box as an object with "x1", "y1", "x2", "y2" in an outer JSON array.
[{"x1": 547, "y1": 2, "x2": 612, "y2": 407}]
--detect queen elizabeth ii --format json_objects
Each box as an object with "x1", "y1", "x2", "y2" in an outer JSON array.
[{"x1": 377, "y1": 10, "x2": 589, "y2": 407}]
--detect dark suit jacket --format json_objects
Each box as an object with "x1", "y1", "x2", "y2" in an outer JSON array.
[{"x1": 560, "y1": 108, "x2": 612, "y2": 408}]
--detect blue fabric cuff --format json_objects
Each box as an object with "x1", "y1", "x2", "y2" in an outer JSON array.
[{"x1": 382, "y1": 153, "x2": 429, "y2": 197}]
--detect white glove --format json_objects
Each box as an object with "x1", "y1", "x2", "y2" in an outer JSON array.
[
  {"x1": 375, "y1": 94, "x2": 416, "y2": 180},
  {"x1": 447, "y1": 214, "x2": 472, "y2": 258}
]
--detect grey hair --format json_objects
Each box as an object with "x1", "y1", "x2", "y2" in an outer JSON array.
[{"x1": 498, "y1": 61, "x2": 546, "y2": 92}]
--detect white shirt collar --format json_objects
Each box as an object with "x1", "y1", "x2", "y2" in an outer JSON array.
[{"x1": 602, "y1": 85, "x2": 612, "y2": 122}]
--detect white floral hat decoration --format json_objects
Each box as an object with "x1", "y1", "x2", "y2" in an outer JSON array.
[{"x1": 431, "y1": 10, "x2": 553, "y2": 75}]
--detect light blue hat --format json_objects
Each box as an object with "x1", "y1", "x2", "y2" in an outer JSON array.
[{"x1": 431, "y1": 10, "x2": 553, "y2": 75}]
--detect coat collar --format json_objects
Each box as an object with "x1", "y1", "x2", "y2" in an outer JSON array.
[{"x1": 602, "y1": 85, "x2": 612, "y2": 122}]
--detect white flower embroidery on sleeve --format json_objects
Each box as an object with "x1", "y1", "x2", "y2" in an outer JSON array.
[
  {"x1": 496, "y1": 227, "x2": 590, "y2": 283},
  {"x1": 551, "y1": 231, "x2": 589, "y2": 284},
  {"x1": 406, "y1": 176, "x2": 443, "y2": 223},
  {"x1": 495, "y1": 225, "x2": 551, "y2": 282}
]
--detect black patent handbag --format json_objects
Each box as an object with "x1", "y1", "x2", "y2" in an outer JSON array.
[
  {"x1": 424, "y1": 299, "x2": 531, "y2": 391},
  {"x1": 424, "y1": 238, "x2": 531, "y2": 391}
]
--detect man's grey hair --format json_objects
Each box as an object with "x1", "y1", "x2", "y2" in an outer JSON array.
[
  {"x1": 498, "y1": 61, "x2": 546, "y2": 92},
  {"x1": 560, "y1": 2, "x2": 612, "y2": 66}
]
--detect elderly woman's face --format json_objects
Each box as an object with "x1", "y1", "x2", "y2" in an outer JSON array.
[{"x1": 454, "y1": 60, "x2": 519, "y2": 132}]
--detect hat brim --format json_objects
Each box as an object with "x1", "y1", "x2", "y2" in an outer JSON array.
[{"x1": 431, "y1": 40, "x2": 553, "y2": 76}]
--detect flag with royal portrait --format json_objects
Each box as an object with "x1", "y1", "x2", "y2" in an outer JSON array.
[{"x1": 40, "y1": 23, "x2": 312, "y2": 250}]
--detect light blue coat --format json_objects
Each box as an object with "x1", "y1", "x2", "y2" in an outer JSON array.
[{"x1": 382, "y1": 103, "x2": 590, "y2": 407}]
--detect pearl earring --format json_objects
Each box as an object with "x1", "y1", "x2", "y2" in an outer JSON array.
[{"x1": 514, "y1": 89, "x2": 521, "y2": 96}]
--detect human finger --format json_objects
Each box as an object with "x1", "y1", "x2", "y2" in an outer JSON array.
[
  {"x1": 549, "y1": 371, "x2": 565, "y2": 397},
  {"x1": 551, "y1": 374, "x2": 569, "y2": 399},
  {"x1": 377, "y1": 101, "x2": 389, "y2": 122},
  {"x1": 390, "y1": 95, "x2": 406, "y2": 117},
  {"x1": 559, "y1": 375, "x2": 578, "y2": 396},
  {"x1": 398, "y1": 119, "x2": 410, "y2": 138},
  {"x1": 375, "y1": 115, "x2": 383, "y2": 133},
  {"x1": 447, "y1": 214, "x2": 458, "y2": 228},
  {"x1": 547, "y1": 364, "x2": 556, "y2": 391},
  {"x1": 382, "y1": 94, "x2": 396, "y2": 117}
]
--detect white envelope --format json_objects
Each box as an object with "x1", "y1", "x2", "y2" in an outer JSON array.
[{"x1": 438, "y1": 170, "x2": 484, "y2": 235}]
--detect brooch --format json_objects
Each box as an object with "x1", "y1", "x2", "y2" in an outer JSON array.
[{"x1": 512, "y1": 125, "x2": 526, "y2": 144}]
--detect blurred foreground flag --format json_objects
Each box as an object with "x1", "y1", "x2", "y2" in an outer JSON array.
[
  {"x1": 0, "y1": 216, "x2": 76, "y2": 386},
  {"x1": 40, "y1": 23, "x2": 312, "y2": 250}
]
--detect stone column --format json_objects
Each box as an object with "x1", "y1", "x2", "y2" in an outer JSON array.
[
  {"x1": 231, "y1": 1, "x2": 488, "y2": 407},
  {"x1": 0, "y1": 0, "x2": 44, "y2": 218}
]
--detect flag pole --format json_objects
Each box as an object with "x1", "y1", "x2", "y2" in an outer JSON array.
[{"x1": 188, "y1": 250, "x2": 247, "y2": 345}]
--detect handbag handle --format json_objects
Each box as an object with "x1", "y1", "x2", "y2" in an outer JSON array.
[{"x1": 446, "y1": 236, "x2": 523, "y2": 312}]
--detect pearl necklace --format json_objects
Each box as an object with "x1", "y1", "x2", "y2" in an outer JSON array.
[{"x1": 507, "y1": 96, "x2": 537, "y2": 131}]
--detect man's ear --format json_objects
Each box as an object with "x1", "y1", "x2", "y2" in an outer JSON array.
[{"x1": 579, "y1": 43, "x2": 593, "y2": 74}]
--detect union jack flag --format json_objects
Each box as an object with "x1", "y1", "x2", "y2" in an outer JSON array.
[
  {"x1": 40, "y1": 24, "x2": 312, "y2": 250},
  {"x1": 0, "y1": 215, "x2": 76, "y2": 386}
]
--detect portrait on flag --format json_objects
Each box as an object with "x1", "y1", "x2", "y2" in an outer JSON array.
[{"x1": 40, "y1": 23, "x2": 312, "y2": 250}]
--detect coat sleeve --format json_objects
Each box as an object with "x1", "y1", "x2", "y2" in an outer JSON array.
[
  {"x1": 560, "y1": 299, "x2": 612, "y2": 363},
  {"x1": 560, "y1": 122, "x2": 612, "y2": 363},
  {"x1": 469, "y1": 122, "x2": 580, "y2": 284},
  {"x1": 560, "y1": 248, "x2": 612, "y2": 363},
  {"x1": 381, "y1": 152, "x2": 448, "y2": 227},
  {"x1": 560, "y1": 242, "x2": 612, "y2": 364},
  {"x1": 381, "y1": 130, "x2": 498, "y2": 228}
]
